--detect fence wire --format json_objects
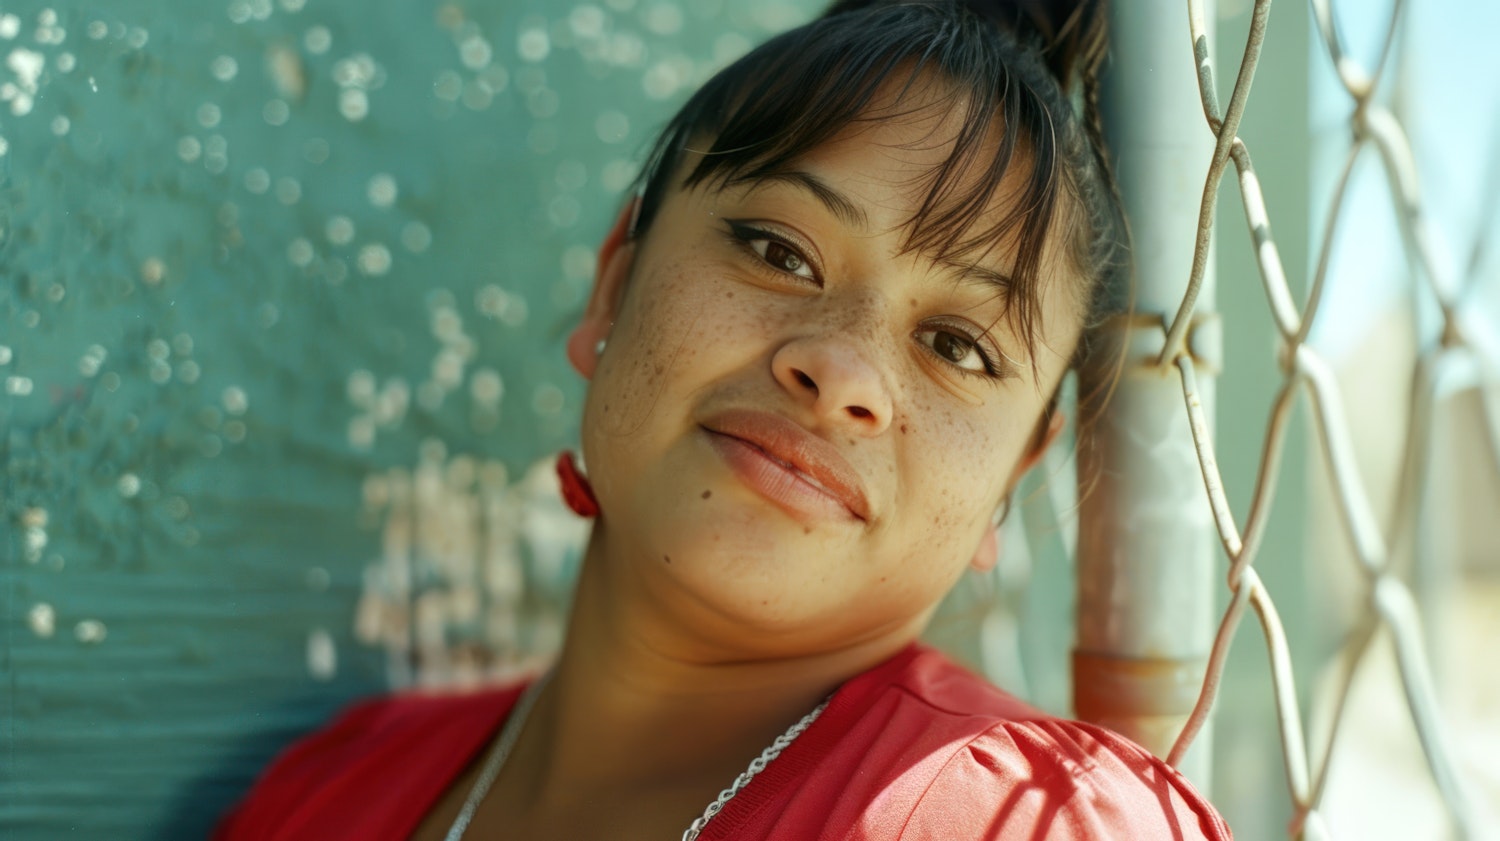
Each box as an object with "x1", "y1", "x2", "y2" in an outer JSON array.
[{"x1": 1153, "y1": 0, "x2": 1497, "y2": 838}]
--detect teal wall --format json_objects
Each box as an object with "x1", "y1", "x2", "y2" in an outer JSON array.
[{"x1": 0, "y1": 2, "x2": 824, "y2": 837}]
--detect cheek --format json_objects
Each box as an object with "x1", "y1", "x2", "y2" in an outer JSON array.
[
  {"x1": 592, "y1": 266, "x2": 702, "y2": 433},
  {"x1": 894, "y1": 402, "x2": 1022, "y2": 535},
  {"x1": 590, "y1": 258, "x2": 765, "y2": 438}
]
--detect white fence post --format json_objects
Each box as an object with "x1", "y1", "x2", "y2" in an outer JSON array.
[{"x1": 1073, "y1": 0, "x2": 1220, "y2": 787}]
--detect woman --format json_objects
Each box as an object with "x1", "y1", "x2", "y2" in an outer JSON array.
[{"x1": 218, "y1": 1, "x2": 1231, "y2": 838}]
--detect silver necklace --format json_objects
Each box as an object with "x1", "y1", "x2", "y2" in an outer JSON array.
[{"x1": 444, "y1": 673, "x2": 830, "y2": 841}]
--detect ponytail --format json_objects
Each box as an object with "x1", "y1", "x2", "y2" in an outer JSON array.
[
  {"x1": 823, "y1": 0, "x2": 1108, "y2": 114},
  {"x1": 820, "y1": 1, "x2": 1122, "y2": 274}
]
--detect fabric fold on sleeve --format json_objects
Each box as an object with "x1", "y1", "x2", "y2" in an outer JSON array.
[{"x1": 898, "y1": 719, "x2": 1234, "y2": 841}]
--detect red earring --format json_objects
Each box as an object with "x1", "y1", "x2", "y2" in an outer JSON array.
[{"x1": 556, "y1": 451, "x2": 600, "y2": 518}]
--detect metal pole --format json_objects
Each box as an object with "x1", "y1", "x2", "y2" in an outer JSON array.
[{"x1": 1074, "y1": 0, "x2": 1219, "y2": 786}]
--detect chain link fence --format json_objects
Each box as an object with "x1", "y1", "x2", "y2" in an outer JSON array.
[{"x1": 1151, "y1": 1, "x2": 1498, "y2": 838}]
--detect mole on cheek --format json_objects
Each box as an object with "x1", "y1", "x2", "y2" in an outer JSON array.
[
  {"x1": 701, "y1": 489, "x2": 712, "y2": 499},
  {"x1": 663, "y1": 555, "x2": 672, "y2": 564}
]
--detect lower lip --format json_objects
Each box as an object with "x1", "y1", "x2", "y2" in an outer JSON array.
[{"x1": 704, "y1": 430, "x2": 858, "y2": 525}]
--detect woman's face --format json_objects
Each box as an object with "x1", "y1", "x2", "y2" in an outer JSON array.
[{"x1": 574, "y1": 95, "x2": 1084, "y2": 659}]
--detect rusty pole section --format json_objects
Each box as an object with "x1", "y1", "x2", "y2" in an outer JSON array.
[{"x1": 1073, "y1": 0, "x2": 1220, "y2": 786}]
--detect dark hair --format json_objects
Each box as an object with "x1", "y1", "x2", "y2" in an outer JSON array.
[{"x1": 628, "y1": 0, "x2": 1128, "y2": 380}]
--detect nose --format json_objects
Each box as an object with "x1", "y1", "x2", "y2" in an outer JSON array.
[{"x1": 772, "y1": 337, "x2": 893, "y2": 436}]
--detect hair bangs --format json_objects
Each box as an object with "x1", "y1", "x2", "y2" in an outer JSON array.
[{"x1": 631, "y1": 3, "x2": 1086, "y2": 365}]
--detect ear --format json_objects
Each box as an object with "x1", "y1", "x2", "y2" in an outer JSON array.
[
  {"x1": 968, "y1": 523, "x2": 1000, "y2": 574},
  {"x1": 1007, "y1": 408, "x2": 1066, "y2": 488},
  {"x1": 566, "y1": 199, "x2": 638, "y2": 379},
  {"x1": 971, "y1": 409, "x2": 1066, "y2": 574}
]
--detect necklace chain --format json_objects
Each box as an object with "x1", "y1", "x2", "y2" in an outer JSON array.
[
  {"x1": 679, "y1": 697, "x2": 829, "y2": 841},
  {"x1": 443, "y1": 671, "x2": 553, "y2": 841},
  {"x1": 443, "y1": 673, "x2": 830, "y2": 841}
]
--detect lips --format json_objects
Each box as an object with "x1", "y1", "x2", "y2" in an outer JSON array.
[{"x1": 701, "y1": 408, "x2": 871, "y2": 523}]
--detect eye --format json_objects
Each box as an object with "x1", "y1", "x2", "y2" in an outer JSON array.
[
  {"x1": 754, "y1": 239, "x2": 813, "y2": 278},
  {"x1": 916, "y1": 324, "x2": 999, "y2": 376},
  {"x1": 727, "y1": 221, "x2": 820, "y2": 282}
]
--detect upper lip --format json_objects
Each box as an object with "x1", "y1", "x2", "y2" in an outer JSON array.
[{"x1": 701, "y1": 408, "x2": 871, "y2": 521}]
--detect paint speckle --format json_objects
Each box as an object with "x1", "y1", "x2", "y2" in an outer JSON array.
[
  {"x1": 357, "y1": 242, "x2": 392, "y2": 276},
  {"x1": 306, "y1": 567, "x2": 331, "y2": 592},
  {"x1": 366, "y1": 172, "x2": 398, "y2": 208},
  {"x1": 222, "y1": 386, "x2": 249, "y2": 415},
  {"x1": 28, "y1": 603, "x2": 55, "y2": 638},
  {"x1": 75, "y1": 619, "x2": 108, "y2": 645},
  {"x1": 307, "y1": 628, "x2": 337, "y2": 680}
]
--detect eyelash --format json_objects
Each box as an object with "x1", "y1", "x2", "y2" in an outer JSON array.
[
  {"x1": 725, "y1": 221, "x2": 822, "y2": 286},
  {"x1": 915, "y1": 317, "x2": 1007, "y2": 380},
  {"x1": 723, "y1": 220, "x2": 1010, "y2": 381}
]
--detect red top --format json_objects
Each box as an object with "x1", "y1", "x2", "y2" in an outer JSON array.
[{"x1": 216, "y1": 645, "x2": 1232, "y2": 840}]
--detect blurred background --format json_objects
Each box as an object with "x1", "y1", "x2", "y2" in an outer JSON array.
[{"x1": 1, "y1": 1, "x2": 1495, "y2": 838}]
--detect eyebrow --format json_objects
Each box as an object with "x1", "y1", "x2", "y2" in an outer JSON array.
[
  {"x1": 732, "y1": 168, "x2": 1017, "y2": 298},
  {"x1": 947, "y1": 261, "x2": 1016, "y2": 299},
  {"x1": 730, "y1": 169, "x2": 870, "y2": 231}
]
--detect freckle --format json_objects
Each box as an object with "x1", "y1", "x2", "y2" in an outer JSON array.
[
  {"x1": 909, "y1": 298, "x2": 918, "y2": 308},
  {"x1": 880, "y1": 576, "x2": 887, "y2": 583},
  {"x1": 663, "y1": 555, "x2": 671, "y2": 563},
  {"x1": 900, "y1": 423, "x2": 908, "y2": 434},
  {"x1": 803, "y1": 526, "x2": 812, "y2": 535},
  {"x1": 701, "y1": 489, "x2": 712, "y2": 499},
  {"x1": 726, "y1": 291, "x2": 734, "y2": 298}
]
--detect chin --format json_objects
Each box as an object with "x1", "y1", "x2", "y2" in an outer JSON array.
[{"x1": 625, "y1": 505, "x2": 862, "y2": 638}]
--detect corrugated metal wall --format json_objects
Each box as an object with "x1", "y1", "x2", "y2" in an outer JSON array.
[{"x1": 1, "y1": 2, "x2": 825, "y2": 836}]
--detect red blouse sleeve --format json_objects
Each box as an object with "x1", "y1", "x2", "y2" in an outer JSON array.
[
  {"x1": 213, "y1": 685, "x2": 521, "y2": 841},
  {"x1": 899, "y1": 719, "x2": 1233, "y2": 840},
  {"x1": 212, "y1": 696, "x2": 398, "y2": 841}
]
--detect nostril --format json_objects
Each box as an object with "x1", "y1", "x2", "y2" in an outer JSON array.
[
  {"x1": 847, "y1": 406, "x2": 872, "y2": 420},
  {"x1": 794, "y1": 370, "x2": 818, "y2": 393}
]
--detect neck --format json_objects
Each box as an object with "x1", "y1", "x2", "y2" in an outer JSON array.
[{"x1": 513, "y1": 528, "x2": 921, "y2": 800}]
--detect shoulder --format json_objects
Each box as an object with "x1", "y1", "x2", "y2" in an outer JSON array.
[
  {"x1": 243, "y1": 687, "x2": 513, "y2": 786},
  {"x1": 213, "y1": 685, "x2": 522, "y2": 841},
  {"x1": 902, "y1": 717, "x2": 1232, "y2": 840},
  {"x1": 837, "y1": 647, "x2": 1233, "y2": 839}
]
